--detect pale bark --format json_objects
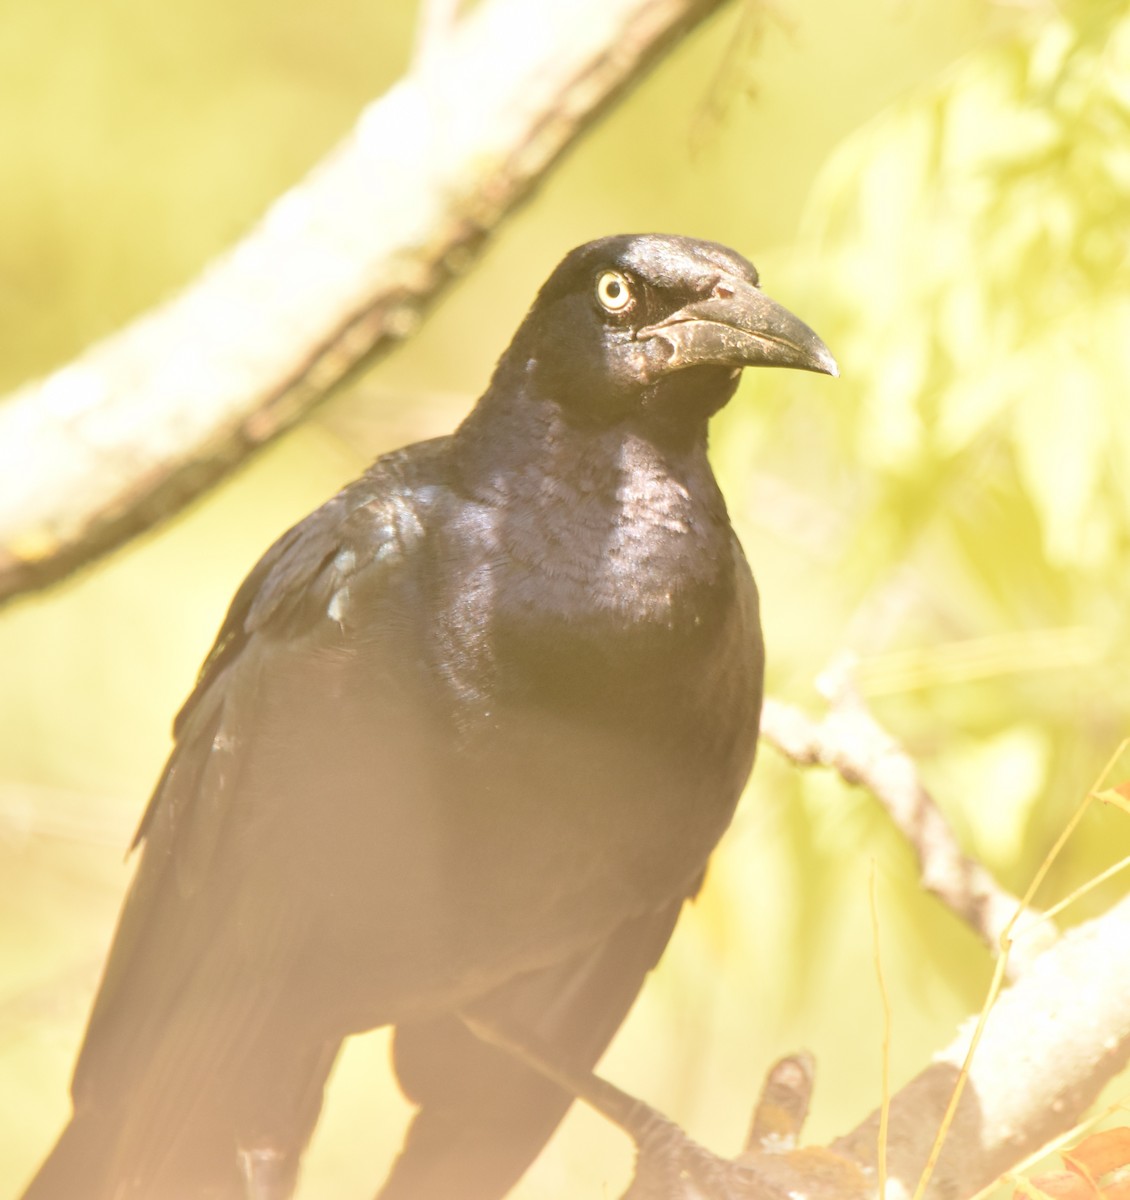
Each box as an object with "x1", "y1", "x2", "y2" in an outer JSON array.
[{"x1": 0, "y1": 0, "x2": 728, "y2": 605}]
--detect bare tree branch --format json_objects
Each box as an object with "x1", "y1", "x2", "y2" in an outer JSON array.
[
  {"x1": 582, "y1": 894, "x2": 1130, "y2": 1199},
  {"x1": 759, "y1": 661, "x2": 1055, "y2": 973},
  {"x1": 458, "y1": 660, "x2": 1130, "y2": 1199},
  {"x1": 0, "y1": 0, "x2": 730, "y2": 608},
  {"x1": 413, "y1": 0, "x2": 467, "y2": 66},
  {"x1": 833, "y1": 888, "x2": 1130, "y2": 1198}
]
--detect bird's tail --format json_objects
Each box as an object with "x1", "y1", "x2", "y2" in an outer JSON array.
[
  {"x1": 19, "y1": 1025, "x2": 340, "y2": 1200},
  {"x1": 19, "y1": 1103, "x2": 257, "y2": 1200},
  {"x1": 19, "y1": 1111, "x2": 114, "y2": 1200}
]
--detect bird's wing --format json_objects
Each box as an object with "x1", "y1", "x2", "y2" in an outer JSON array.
[
  {"x1": 66, "y1": 442, "x2": 451, "y2": 1190},
  {"x1": 130, "y1": 464, "x2": 384, "y2": 860},
  {"x1": 380, "y1": 894, "x2": 688, "y2": 1200}
]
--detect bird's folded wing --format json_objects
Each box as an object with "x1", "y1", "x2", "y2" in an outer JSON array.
[{"x1": 71, "y1": 444, "x2": 451, "y2": 1127}]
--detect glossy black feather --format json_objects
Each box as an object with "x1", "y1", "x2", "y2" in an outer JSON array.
[{"x1": 21, "y1": 234, "x2": 836, "y2": 1200}]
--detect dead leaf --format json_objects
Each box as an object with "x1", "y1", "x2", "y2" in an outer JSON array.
[
  {"x1": 1063, "y1": 1128, "x2": 1130, "y2": 1182},
  {"x1": 1092, "y1": 782, "x2": 1130, "y2": 816}
]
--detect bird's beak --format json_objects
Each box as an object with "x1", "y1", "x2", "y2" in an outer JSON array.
[{"x1": 636, "y1": 279, "x2": 838, "y2": 378}]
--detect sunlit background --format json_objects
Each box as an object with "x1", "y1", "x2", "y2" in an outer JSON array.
[{"x1": 3, "y1": 0, "x2": 1129, "y2": 1195}]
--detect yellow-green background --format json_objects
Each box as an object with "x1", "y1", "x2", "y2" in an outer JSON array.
[{"x1": 3, "y1": 0, "x2": 1129, "y2": 1195}]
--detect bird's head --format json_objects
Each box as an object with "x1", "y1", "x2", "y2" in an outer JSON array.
[{"x1": 498, "y1": 233, "x2": 837, "y2": 435}]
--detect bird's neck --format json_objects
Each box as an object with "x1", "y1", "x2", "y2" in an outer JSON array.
[{"x1": 449, "y1": 388, "x2": 732, "y2": 620}]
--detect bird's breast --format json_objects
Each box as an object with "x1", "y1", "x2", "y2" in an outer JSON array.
[
  {"x1": 432, "y1": 485, "x2": 740, "y2": 710},
  {"x1": 306, "y1": 460, "x2": 764, "y2": 1018}
]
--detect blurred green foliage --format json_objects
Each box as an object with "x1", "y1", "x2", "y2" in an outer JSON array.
[
  {"x1": 2, "y1": 0, "x2": 1129, "y2": 1197},
  {"x1": 795, "y1": 0, "x2": 1130, "y2": 890}
]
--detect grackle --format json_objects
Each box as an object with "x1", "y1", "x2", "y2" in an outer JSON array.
[{"x1": 21, "y1": 234, "x2": 836, "y2": 1200}]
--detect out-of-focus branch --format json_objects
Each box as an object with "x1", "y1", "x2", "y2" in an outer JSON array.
[
  {"x1": 0, "y1": 0, "x2": 729, "y2": 608},
  {"x1": 457, "y1": 654, "x2": 1130, "y2": 1199},
  {"x1": 834, "y1": 888, "x2": 1130, "y2": 1198},
  {"x1": 760, "y1": 661, "x2": 1055, "y2": 972},
  {"x1": 604, "y1": 894, "x2": 1130, "y2": 1199}
]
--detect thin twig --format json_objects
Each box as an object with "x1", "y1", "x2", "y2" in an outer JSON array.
[
  {"x1": 459, "y1": 872, "x2": 1130, "y2": 1200},
  {"x1": 869, "y1": 864, "x2": 891, "y2": 1199},
  {"x1": 759, "y1": 662, "x2": 1054, "y2": 972},
  {"x1": 911, "y1": 738, "x2": 1130, "y2": 1200},
  {"x1": 832, "y1": 889, "x2": 1130, "y2": 1198}
]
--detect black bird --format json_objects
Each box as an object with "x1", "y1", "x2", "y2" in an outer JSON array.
[{"x1": 22, "y1": 234, "x2": 835, "y2": 1200}]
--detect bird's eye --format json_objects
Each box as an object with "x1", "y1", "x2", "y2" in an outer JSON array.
[{"x1": 595, "y1": 270, "x2": 633, "y2": 313}]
